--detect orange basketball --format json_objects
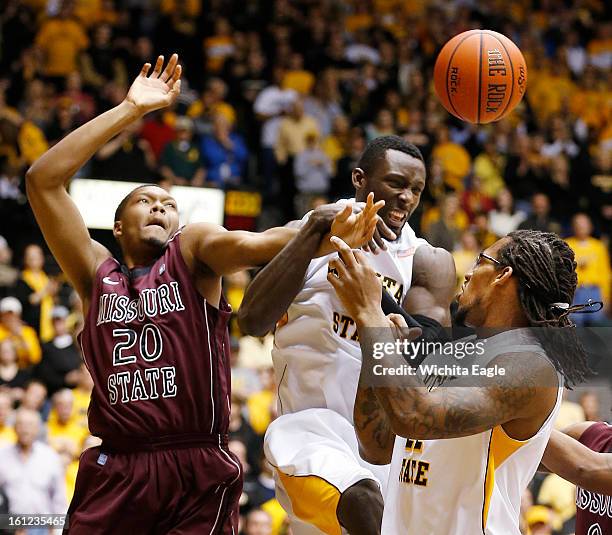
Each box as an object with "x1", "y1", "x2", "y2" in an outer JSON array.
[{"x1": 433, "y1": 30, "x2": 527, "y2": 124}]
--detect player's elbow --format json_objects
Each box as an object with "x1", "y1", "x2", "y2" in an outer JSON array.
[
  {"x1": 359, "y1": 444, "x2": 392, "y2": 465},
  {"x1": 237, "y1": 305, "x2": 270, "y2": 337}
]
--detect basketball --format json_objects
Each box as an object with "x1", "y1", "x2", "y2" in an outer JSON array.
[{"x1": 433, "y1": 29, "x2": 528, "y2": 124}]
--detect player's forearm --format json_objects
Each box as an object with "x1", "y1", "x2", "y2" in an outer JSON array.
[
  {"x1": 354, "y1": 384, "x2": 394, "y2": 465},
  {"x1": 26, "y1": 100, "x2": 141, "y2": 189},
  {"x1": 356, "y1": 310, "x2": 431, "y2": 438},
  {"x1": 542, "y1": 430, "x2": 612, "y2": 494},
  {"x1": 238, "y1": 220, "x2": 324, "y2": 336}
]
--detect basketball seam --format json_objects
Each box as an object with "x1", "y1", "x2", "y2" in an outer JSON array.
[
  {"x1": 445, "y1": 32, "x2": 475, "y2": 122},
  {"x1": 487, "y1": 31, "x2": 516, "y2": 120},
  {"x1": 477, "y1": 32, "x2": 483, "y2": 124}
]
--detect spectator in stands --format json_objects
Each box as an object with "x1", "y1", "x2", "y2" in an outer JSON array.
[
  {"x1": 79, "y1": 23, "x2": 127, "y2": 91},
  {"x1": 0, "y1": 236, "x2": 18, "y2": 298},
  {"x1": 20, "y1": 380, "x2": 48, "y2": 418},
  {"x1": 331, "y1": 128, "x2": 365, "y2": 201},
  {"x1": 160, "y1": 116, "x2": 205, "y2": 187},
  {"x1": 139, "y1": 111, "x2": 176, "y2": 162},
  {"x1": 293, "y1": 132, "x2": 332, "y2": 216},
  {"x1": 425, "y1": 193, "x2": 465, "y2": 252},
  {"x1": 0, "y1": 408, "x2": 66, "y2": 514},
  {"x1": 365, "y1": 109, "x2": 396, "y2": 141},
  {"x1": 34, "y1": 1, "x2": 89, "y2": 83},
  {"x1": 242, "y1": 508, "x2": 273, "y2": 535},
  {"x1": 92, "y1": 118, "x2": 156, "y2": 181},
  {"x1": 71, "y1": 364, "x2": 92, "y2": 429},
  {"x1": 204, "y1": 18, "x2": 236, "y2": 74},
  {"x1": 229, "y1": 395, "x2": 262, "y2": 477},
  {"x1": 201, "y1": 113, "x2": 248, "y2": 189},
  {"x1": 0, "y1": 391, "x2": 15, "y2": 446},
  {"x1": 472, "y1": 212, "x2": 497, "y2": 249},
  {"x1": 0, "y1": 297, "x2": 41, "y2": 369},
  {"x1": 473, "y1": 138, "x2": 506, "y2": 198},
  {"x1": 188, "y1": 78, "x2": 236, "y2": 137},
  {"x1": 47, "y1": 389, "x2": 88, "y2": 454},
  {"x1": 282, "y1": 53, "x2": 315, "y2": 96},
  {"x1": 37, "y1": 306, "x2": 81, "y2": 396},
  {"x1": 460, "y1": 175, "x2": 495, "y2": 223},
  {"x1": 566, "y1": 213, "x2": 611, "y2": 324},
  {"x1": 488, "y1": 188, "x2": 526, "y2": 238},
  {"x1": 14, "y1": 244, "x2": 57, "y2": 343},
  {"x1": 518, "y1": 193, "x2": 561, "y2": 234},
  {"x1": 275, "y1": 97, "x2": 320, "y2": 219},
  {"x1": 525, "y1": 505, "x2": 555, "y2": 535},
  {"x1": 431, "y1": 125, "x2": 471, "y2": 191},
  {"x1": 322, "y1": 114, "x2": 350, "y2": 173},
  {"x1": 0, "y1": 340, "x2": 31, "y2": 403},
  {"x1": 452, "y1": 231, "x2": 480, "y2": 291}
]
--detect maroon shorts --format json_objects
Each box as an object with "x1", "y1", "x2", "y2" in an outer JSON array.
[{"x1": 66, "y1": 434, "x2": 242, "y2": 534}]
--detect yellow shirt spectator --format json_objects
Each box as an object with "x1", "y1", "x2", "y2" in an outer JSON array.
[
  {"x1": 473, "y1": 150, "x2": 506, "y2": 198},
  {"x1": 282, "y1": 70, "x2": 316, "y2": 96},
  {"x1": 72, "y1": 388, "x2": 91, "y2": 429},
  {"x1": 247, "y1": 390, "x2": 274, "y2": 435},
  {"x1": 47, "y1": 414, "x2": 89, "y2": 454},
  {"x1": 0, "y1": 324, "x2": 42, "y2": 368},
  {"x1": 432, "y1": 141, "x2": 471, "y2": 191},
  {"x1": 566, "y1": 235, "x2": 611, "y2": 304},
  {"x1": 18, "y1": 121, "x2": 49, "y2": 166},
  {"x1": 35, "y1": 17, "x2": 89, "y2": 77},
  {"x1": 275, "y1": 114, "x2": 320, "y2": 165},
  {"x1": 187, "y1": 100, "x2": 236, "y2": 126},
  {"x1": 261, "y1": 498, "x2": 288, "y2": 535},
  {"x1": 538, "y1": 473, "x2": 576, "y2": 528}
]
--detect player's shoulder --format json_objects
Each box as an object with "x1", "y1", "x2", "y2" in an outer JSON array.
[
  {"x1": 412, "y1": 244, "x2": 456, "y2": 286},
  {"x1": 179, "y1": 222, "x2": 228, "y2": 248}
]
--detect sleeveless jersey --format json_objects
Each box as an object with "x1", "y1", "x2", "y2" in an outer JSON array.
[
  {"x1": 272, "y1": 198, "x2": 428, "y2": 423},
  {"x1": 575, "y1": 422, "x2": 612, "y2": 535},
  {"x1": 382, "y1": 329, "x2": 564, "y2": 535},
  {"x1": 79, "y1": 231, "x2": 232, "y2": 440}
]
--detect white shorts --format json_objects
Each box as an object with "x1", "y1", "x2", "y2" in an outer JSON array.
[{"x1": 264, "y1": 408, "x2": 390, "y2": 535}]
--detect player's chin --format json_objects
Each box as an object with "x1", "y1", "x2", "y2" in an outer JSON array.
[{"x1": 141, "y1": 228, "x2": 170, "y2": 250}]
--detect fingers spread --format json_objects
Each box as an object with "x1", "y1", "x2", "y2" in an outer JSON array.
[
  {"x1": 330, "y1": 236, "x2": 358, "y2": 269},
  {"x1": 160, "y1": 53, "x2": 178, "y2": 82},
  {"x1": 152, "y1": 55, "x2": 164, "y2": 78},
  {"x1": 334, "y1": 203, "x2": 352, "y2": 223},
  {"x1": 328, "y1": 258, "x2": 348, "y2": 280},
  {"x1": 140, "y1": 62, "x2": 152, "y2": 77}
]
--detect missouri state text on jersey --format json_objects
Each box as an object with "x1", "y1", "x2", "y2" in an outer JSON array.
[{"x1": 80, "y1": 232, "x2": 232, "y2": 439}]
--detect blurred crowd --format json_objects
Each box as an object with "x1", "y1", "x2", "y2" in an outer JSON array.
[{"x1": 0, "y1": 0, "x2": 610, "y2": 533}]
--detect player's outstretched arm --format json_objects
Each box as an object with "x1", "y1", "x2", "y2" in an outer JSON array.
[
  {"x1": 26, "y1": 54, "x2": 181, "y2": 299},
  {"x1": 328, "y1": 237, "x2": 558, "y2": 440},
  {"x1": 237, "y1": 195, "x2": 383, "y2": 336},
  {"x1": 541, "y1": 425, "x2": 612, "y2": 494}
]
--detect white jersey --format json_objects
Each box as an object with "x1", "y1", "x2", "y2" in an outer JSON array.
[
  {"x1": 272, "y1": 198, "x2": 428, "y2": 423},
  {"x1": 382, "y1": 329, "x2": 564, "y2": 535}
]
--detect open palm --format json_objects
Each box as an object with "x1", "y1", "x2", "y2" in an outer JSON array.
[{"x1": 126, "y1": 54, "x2": 182, "y2": 115}]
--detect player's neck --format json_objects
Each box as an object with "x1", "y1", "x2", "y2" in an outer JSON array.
[{"x1": 479, "y1": 304, "x2": 529, "y2": 330}]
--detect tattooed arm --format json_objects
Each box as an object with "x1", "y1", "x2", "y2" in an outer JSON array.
[{"x1": 329, "y1": 237, "x2": 558, "y2": 441}]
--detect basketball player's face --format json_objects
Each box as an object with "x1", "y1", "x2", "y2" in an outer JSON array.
[
  {"x1": 115, "y1": 186, "x2": 180, "y2": 253},
  {"x1": 455, "y1": 240, "x2": 508, "y2": 327},
  {"x1": 355, "y1": 150, "x2": 425, "y2": 238}
]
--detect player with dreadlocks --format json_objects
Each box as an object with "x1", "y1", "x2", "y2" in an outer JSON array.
[{"x1": 325, "y1": 229, "x2": 594, "y2": 534}]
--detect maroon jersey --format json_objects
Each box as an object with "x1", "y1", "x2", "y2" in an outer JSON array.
[
  {"x1": 79, "y1": 231, "x2": 232, "y2": 440},
  {"x1": 575, "y1": 422, "x2": 612, "y2": 535}
]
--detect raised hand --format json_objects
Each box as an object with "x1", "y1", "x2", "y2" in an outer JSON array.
[
  {"x1": 125, "y1": 54, "x2": 182, "y2": 116},
  {"x1": 330, "y1": 192, "x2": 384, "y2": 249}
]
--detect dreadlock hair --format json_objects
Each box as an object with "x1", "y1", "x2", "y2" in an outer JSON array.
[
  {"x1": 357, "y1": 136, "x2": 424, "y2": 176},
  {"x1": 114, "y1": 184, "x2": 160, "y2": 222},
  {"x1": 497, "y1": 229, "x2": 590, "y2": 387}
]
